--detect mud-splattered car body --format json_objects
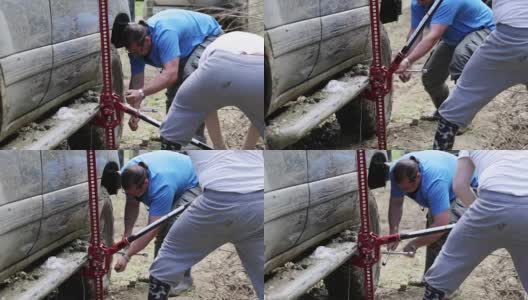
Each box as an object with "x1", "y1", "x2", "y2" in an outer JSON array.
[
  {"x1": 264, "y1": 150, "x2": 388, "y2": 299},
  {"x1": 264, "y1": 0, "x2": 401, "y2": 148},
  {"x1": 0, "y1": 150, "x2": 119, "y2": 299},
  {"x1": 0, "y1": 1, "x2": 130, "y2": 149}
]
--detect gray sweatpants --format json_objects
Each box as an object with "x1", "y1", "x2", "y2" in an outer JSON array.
[
  {"x1": 424, "y1": 190, "x2": 528, "y2": 295},
  {"x1": 422, "y1": 29, "x2": 490, "y2": 109},
  {"x1": 149, "y1": 189, "x2": 264, "y2": 300},
  {"x1": 439, "y1": 24, "x2": 528, "y2": 128},
  {"x1": 160, "y1": 50, "x2": 264, "y2": 146}
]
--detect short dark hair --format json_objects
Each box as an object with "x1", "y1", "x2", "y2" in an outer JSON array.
[
  {"x1": 122, "y1": 21, "x2": 150, "y2": 48},
  {"x1": 121, "y1": 162, "x2": 149, "y2": 190},
  {"x1": 101, "y1": 161, "x2": 121, "y2": 195},
  {"x1": 392, "y1": 156, "x2": 420, "y2": 184}
]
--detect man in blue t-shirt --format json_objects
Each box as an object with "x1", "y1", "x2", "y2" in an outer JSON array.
[
  {"x1": 113, "y1": 150, "x2": 200, "y2": 296},
  {"x1": 388, "y1": 150, "x2": 478, "y2": 274},
  {"x1": 111, "y1": 10, "x2": 223, "y2": 142},
  {"x1": 395, "y1": 0, "x2": 494, "y2": 121}
]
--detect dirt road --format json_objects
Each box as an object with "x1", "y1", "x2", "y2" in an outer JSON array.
[
  {"x1": 289, "y1": 4, "x2": 528, "y2": 150},
  {"x1": 108, "y1": 180, "x2": 257, "y2": 299}
]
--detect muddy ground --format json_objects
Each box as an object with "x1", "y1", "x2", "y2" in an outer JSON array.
[
  {"x1": 299, "y1": 183, "x2": 526, "y2": 300},
  {"x1": 289, "y1": 2, "x2": 528, "y2": 150},
  {"x1": 108, "y1": 158, "x2": 257, "y2": 299}
]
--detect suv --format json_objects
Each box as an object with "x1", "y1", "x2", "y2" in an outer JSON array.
[
  {"x1": 0, "y1": 1, "x2": 130, "y2": 149},
  {"x1": 264, "y1": 150, "x2": 388, "y2": 299},
  {"x1": 0, "y1": 150, "x2": 119, "y2": 299},
  {"x1": 264, "y1": 0, "x2": 401, "y2": 149}
]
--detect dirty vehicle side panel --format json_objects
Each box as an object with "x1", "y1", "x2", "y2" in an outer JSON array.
[
  {"x1": 0, "y1": 151, "x2": 118, "y2": 283},
  {"x1": 0, "y1": 0, "x2": 129, "y2": 144},
  {"x1": 265, "y1": 151, "x2": 361, "y2": 273},
  {"x1": 265, "y1": 0, "x2": 371, "y2": 115},
  {"x1": 265, "y1": 150, "x2": 386, "y2": 274}
]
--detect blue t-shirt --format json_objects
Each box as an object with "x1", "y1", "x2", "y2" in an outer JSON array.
[
  {"x1": 390, "y1": 151, "x2": 478, "y2": 215},
  {"x1": 411, "y1": 0, "x2": 495, "y2": 46},
  {"x1": 121, "y1": 151, "x2": 199, "y2": 216},
  {"x1": 129, "y1": 9, "x2": 222, "y2": 75}
]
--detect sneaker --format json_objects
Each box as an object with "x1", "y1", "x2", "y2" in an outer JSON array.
[{"x1": 169, "y1": 276, "x2": 193, "y2": 297}]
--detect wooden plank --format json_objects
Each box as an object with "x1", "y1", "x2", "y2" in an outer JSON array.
[
  {"x1": 267, "y1": 53, "x2": 367, "y2": 116},
  {"x1": 2, "y1": 102, "x2": 99, "y2": 150},
  {"x1": 264, "y1": 221, "x2": 355, "y2": 275},
  {"x1": 265, "y1": 75, "x2": 369, "y2": 149},
  {"x1": 0, "y1": 80, "x2": 96, "y2": 145},
  {"x1": 0, "y1": 237, "x2": 88, "y2": 297}
]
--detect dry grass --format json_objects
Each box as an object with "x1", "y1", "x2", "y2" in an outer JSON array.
[{"x1": 196, "y1": 0, "x2": 264, "y2": 33}]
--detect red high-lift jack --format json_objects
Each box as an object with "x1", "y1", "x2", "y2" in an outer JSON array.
[
  {"x1": 367, "y1": 0, "x2": 444, "y2": 149},
  {"x1": 92, "y1": 0, "x2": 212, "y2": 150},
  {"x1": 353, "y1": 150, "x2": 454, "y2": 300},
  {"x1": 356, "y1": 2, "x2": 448, "y2": 295},
  {"x1": 83, "y1": 151, "x2": 190, "y2": 299}
]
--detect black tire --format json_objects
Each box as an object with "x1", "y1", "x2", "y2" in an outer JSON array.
[
  {"x1": 56, "y1": 188, "x2": 114, "y2": 300},
  {"x1": 68, "y1": 47, "x2": 125, "y2": 149},
  {"x1": 335, "y1": 25, "x2": 392, "y2": 139},
  {"x1": 324, "y1": 190, "x2": 380, "y2": 300}
]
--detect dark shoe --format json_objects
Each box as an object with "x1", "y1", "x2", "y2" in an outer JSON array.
[
  {"x1": 160, "y1": 136, "x2": 182, "y2": 150},
  {"x1": 423, "y1": 281, "x2": 445, "y2": 300},
  {"x1": 148, "y1": 276, "x2": 171, "y2": 300},
  {"x1": 433, "y1": 116, "x2": 459, "y2": 150}
]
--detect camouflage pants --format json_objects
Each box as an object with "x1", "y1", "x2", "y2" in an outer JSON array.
[
  {"x1": 424, "y1": 198, "x2": 466, "y2": 274},
  {"x1": 422, "y1": 29, "x2": 491, "y2": 109},
  {"x1": 153, "y1": 186, "x2": 201, "y2": 282},
  {"x1": 432, "y1": 116, "x2": 459, "y2": 150}
]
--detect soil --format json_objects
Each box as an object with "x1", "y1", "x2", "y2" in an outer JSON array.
[
  {"x1": 108, "y1": 175, "x2": 257, "y2": 299},
  {"x1": 287, "y1": 2, "x2": 528, "y2": 150},
  {"x1": 117, "y1": 43, "x2": 263, "y2": 150},
  {"x1": 300, "y1": 183, "x2": 526, "y2": 300}
]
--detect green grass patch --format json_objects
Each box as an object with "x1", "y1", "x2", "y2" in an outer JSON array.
[{"x1": 135, "y1": 1, "x2": 144, "y2": 21}]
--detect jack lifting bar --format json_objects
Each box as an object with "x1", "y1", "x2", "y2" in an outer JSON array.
[
  {"x1": 84, "y1": 151, "x2": 190, "y2": 299},
  {"x1": 94, "y1": 0, "x2": 212, "y2": 150},
  {"x1": 367, "y1": 0, "x2": 444, "y2": 149},
  {"x1": 353, "y1": 150, "x2": 454, "y2": 300}
]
